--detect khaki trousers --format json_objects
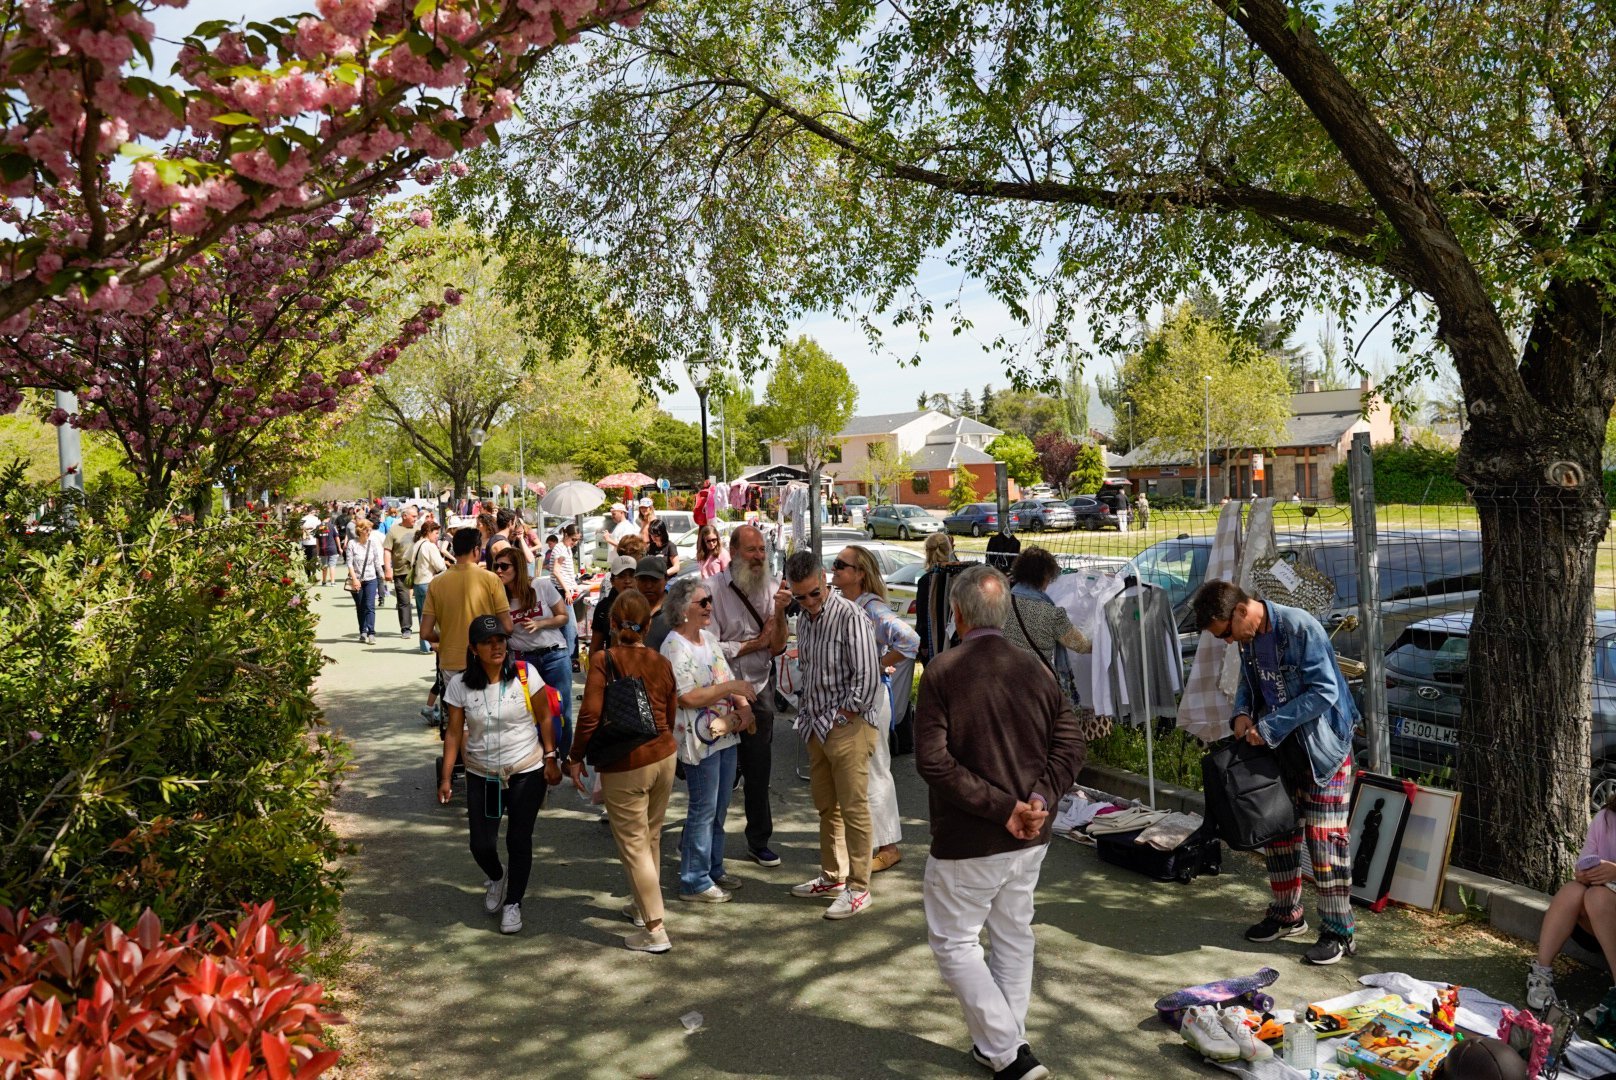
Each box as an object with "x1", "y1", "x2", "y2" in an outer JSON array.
[
  {"x1": 601, "y1": 755, "x2": 677, "y2": 925},
  {"x1": 806, "y1": 719, "x2": 880, "y2": 893}
]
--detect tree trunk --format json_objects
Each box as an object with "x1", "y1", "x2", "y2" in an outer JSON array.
[{"x1": 1454, "y1": 353, "x2": 1610, "y2": 891}]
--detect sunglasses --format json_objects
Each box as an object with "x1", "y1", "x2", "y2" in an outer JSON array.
[
  {"x1": 1210, "y1": 622, "x2": 1235, "y2": 642},
  {"x1": 791, "y1": 585, "x2": 824, "y2": 603},
  {"x1": 495, "y1": 563, "x2": 515, "y2": 572},
  {"x1": 831, "y1": 558, "x2": 855, "y2": 571},
  {"x1": 694, "y1": 596, "x2": 713, "y2": 609}
]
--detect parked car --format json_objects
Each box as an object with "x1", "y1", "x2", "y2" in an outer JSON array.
[
  {"x1": 820, "y1": 542, "x2": 924, "y2": 579},
  {"x1": 1011, "y1": 498, "x2": 1077, "y2": 531},
  {"x1": 1368, "y1": 610, "x2": 1616, "y2": 809},
  {"x1": 866, "y1": 503, "x2": 943, "y2": 540},
  {"x1": 943, "y1": 502, "x2": 1021, "y2": 536},
  {"x1": 593, "y1": 508, "x2": 696, "y2": 566},
  {"x1": 1123, "y1": 528, "x2": 1483, "y2": 661},
  {"x1": 1067, "y1": 495, "x2": 1120, "y2": 530}
]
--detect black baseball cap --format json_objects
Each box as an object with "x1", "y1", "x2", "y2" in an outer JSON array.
[
  {"x1": 635, "y1": 556, "x2": 669, "y2": 580},
  {"x1": 468, "y1": 614, "x2": 508, "y2": 644}
]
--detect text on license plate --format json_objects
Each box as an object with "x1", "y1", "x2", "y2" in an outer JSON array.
[{"x1": 1392, "y1": 716, "x2": 1459, "y2": 745}]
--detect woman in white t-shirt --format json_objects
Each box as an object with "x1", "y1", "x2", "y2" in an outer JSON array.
[
  {"x1": 409, "y1": 520, "x2": 449, "y2": 655},
  {"x1": 345, "y1": 518, "x2": 386, "y2": 644},
  {"x1": 438, "y1": 615, "x2": 559, "y2": 935}
]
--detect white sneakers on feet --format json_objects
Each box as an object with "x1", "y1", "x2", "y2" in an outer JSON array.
[
  {"x1": 678, "y1": 885, "x2": 732, "y2": 903},
  {"x1": 823, "y1": 889, "x2": 871, "y2": 920},
  {"x1": 1181, "y1": 1006, "x2": 1240, "y2": 1062},
  {"x1": 1526, "y1": 963, "x2": 1557, "y2": 1010},
  {"x1": 1217, "y1": 1008, "x2": 1273, "y2": 1061},
  {"x1": 499, "y1": 903, "x2": 522, "y2": 934},
  {"x1": 790, "y1": 874, "x2": 846, "y2": 899},
  {"x1": 625, "y1": 927, "x2": 672, "y2": 953},
  {"x1": 483, "y1": 876, "x2": 506, "y2": 915},
  {"x1": 622, "y1": 902, "x2": 646, "y2": 928}
]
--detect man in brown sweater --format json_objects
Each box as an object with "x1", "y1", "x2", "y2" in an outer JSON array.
[{"x1": 915, "y1": 563, "x2": 1085, "y2": 1080}]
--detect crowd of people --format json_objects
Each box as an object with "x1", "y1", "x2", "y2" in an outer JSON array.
[{"x1": 300, "y1": 489, "x2": 1612, "y2": 1080}]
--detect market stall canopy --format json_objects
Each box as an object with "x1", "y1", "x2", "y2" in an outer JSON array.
[
  {"x1": 540, "y1": 480, "x2": 605, "y2": 517},
  {"x1": 742, "y1": 464, "x2": 811, "y2": 484}
]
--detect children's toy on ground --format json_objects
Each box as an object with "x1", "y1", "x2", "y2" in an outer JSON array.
[
  {"x1": 1336, "y1": 1010, "x2": 1456, "y2": 1080},
  {"x1": 1307, "y1": 994, "x2": 1419, "y2": 1035},
  {"x1": 1155, "y1": 968, "x2": 1279, "y2": 1031},
  {"x1": 1427, "y1": 984, "x2": 1459, "y2": 1035}
]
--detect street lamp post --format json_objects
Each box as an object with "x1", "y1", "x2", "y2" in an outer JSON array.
[
  {"x1": 685, "y1": 356, "x2": 712, "y2": 482},
  {"x1": 405, "y1": 457, "x2": 414, "y2": 496},
  {"x1": 471, "y1": 428, "x2": 485, "y2": 498},
  {"x1": 385, "y1": 458, "x2": 392, "y2": 498},
  {"x1": 1203, "y1": 375, "x2": 1213, "y2": 507}
]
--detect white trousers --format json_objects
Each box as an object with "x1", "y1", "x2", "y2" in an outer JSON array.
[
  {"x1": 923, "y1": 844, "x2": 1049, "y2": 1071},
  {"x1": 865, "y1": 691, "x2": 902, "y2": 848}
]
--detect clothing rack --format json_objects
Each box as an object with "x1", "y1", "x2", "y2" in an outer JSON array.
[{"x1": 1122, "y1": 574, "x2": 1156, "y2": 809}]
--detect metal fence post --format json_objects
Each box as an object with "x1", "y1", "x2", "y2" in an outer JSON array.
[{"x1": 1348, "y1": 432, "x2": 1389, "y2": 773}]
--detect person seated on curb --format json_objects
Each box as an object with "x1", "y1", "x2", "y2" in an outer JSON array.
[{"x1": 1528, "y1": 792, "x2": 1616, "y2": 1023}]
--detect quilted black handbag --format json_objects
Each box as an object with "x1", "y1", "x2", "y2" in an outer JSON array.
[
  {"x1": 587, "y1": 650, "x2": 660, "y2": 767},
  {"x1": 1201, "y1": 738, "x2": 1299, "y2": 851}
]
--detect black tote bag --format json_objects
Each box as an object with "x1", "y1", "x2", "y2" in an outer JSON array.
[{"x1": 1201, "y1": 739, "x2": 1299, "y2": 851}]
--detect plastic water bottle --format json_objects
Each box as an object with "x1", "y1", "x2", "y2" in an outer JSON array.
[{"x1": 1282, "y1": 1001, "x2": 1317, "y2": 1068}]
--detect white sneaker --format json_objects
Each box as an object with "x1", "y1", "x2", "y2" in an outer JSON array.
[
  {"x1": 823, "y1": 888, "x2": 871, "y2": 920},
  {"x1": 677, "y1": 885, "x2": 732, "y2": 903},
  {"x1": 1526, "y1": 964, "x2": 1557, "y2": 1011},
  {"x1": 1217, "y1": 1008, "x2": 1273, "y2": 1061},
  {"x1": 622, "y1": 902, "x2": 645, "y2": 928},
  {"x1": 1181, "y1": 1006, "x2": 1240, "y2": 1062},
  {"x1": 499, "y1": 903, "x2": 522, "y2": 934},
  {"x1": 790, "y1": 873, "x2": 846, "y2": 899},
  {"x1": 483, "y1": 876, "x2": 506, "y2": 915}
]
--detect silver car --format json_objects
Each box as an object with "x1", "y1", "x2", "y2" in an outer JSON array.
[{"x1": 866, "y1": 503, "x2": 943, "y2": 540}]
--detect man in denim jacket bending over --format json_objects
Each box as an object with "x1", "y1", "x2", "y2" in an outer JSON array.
[{"x1": 1194, "y1": 580, "x2": 1361, "y2": 965}]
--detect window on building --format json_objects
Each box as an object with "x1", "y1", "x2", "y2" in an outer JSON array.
[
  {"x1": 911, "y1": 474, "x2": 931, "y2": 494},
  {"x1": 1294, "y1": 462, "x2": 1318, "y2": 499}
]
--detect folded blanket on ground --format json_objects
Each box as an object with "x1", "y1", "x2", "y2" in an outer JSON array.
[{"x1": 1135, "y1": 812, "x2": 1203, "y2": 850}]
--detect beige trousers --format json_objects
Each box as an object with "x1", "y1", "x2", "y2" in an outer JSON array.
[
  {"x1": 601, "y1": 755, "x2": 677, "y2": 925},
  {"x1": 806, "y1": 719, "x2": 880, "y2": 893}
]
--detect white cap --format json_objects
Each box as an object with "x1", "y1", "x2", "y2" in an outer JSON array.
[
  {"x1": 637, "y1": 497, "x2": 653, "y2": 507},
  {"x1": 610, "y1": 501, "x2": 626, "y2": 513}
]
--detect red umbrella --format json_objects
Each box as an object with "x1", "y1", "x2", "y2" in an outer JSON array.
[{"x1": 597, "y1": 471, "x2": 655, "y2": 488}]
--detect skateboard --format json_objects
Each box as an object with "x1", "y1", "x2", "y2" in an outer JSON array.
[{"x1": 1155, "y1": 968, "x2": 1280, "y2": 1031}]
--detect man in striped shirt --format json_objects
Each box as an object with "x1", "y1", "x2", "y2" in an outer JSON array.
[{"x1": 783, "y1": 549, "x2": 883, "y2": 920}]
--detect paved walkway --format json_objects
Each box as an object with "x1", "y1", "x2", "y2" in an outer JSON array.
[{"x1": 315, "y1": 586, "x2": 1545, "y2": 1078}]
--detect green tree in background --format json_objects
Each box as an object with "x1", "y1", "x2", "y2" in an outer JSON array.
[
  {"x1": 756, "y1": 336, "x2": 857, "y2": 552},
  {"x1": 859, "y1": 442, "x2": 916, "y2": 504},
  {"x1": 986, "y1": 433, "x2": 1041, "y2": 487},
  {"x1": 1121, "y1": 307, "x2": 1291, "y2": 499},
  {"x1": 945, "y1": 464, "x2": 978, "y2": 512},
  {"x1": 1069, "y1": 444, "x2": 1106, "y2": 496}
]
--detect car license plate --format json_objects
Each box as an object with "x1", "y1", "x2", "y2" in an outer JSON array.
[{"x1": 1391, "y1": 715, "x2": 1458, "y2": 745}]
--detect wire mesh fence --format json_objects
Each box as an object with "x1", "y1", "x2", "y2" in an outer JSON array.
[{"x1": 926, "y1": 454, "x2": 1612, "y2": 893}]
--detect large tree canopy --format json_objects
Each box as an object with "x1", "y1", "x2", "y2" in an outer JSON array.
[{"x1": 465, "y1": 0, "x2": 1616, "y2": 891}]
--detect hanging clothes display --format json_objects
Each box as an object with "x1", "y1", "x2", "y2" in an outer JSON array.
[
  {"x1": 985, "y1": 530, "x2": 1021, "y2": 572},
  {"x1": 1177, "y1": 500, "x2": 1246, "y2": 741},
  {"x1": 1049, "y1": 571, "x2": 1125, "y2": 716},
  {"x1": 1101, "y1": 582, "x2": 1181, "y2": 725},
  {"x1": 712, "y1": 483, "x2": 730, "y2": 513},
  {"x1": 781, "y1": 481, "x2": 808, "y2": 550}
]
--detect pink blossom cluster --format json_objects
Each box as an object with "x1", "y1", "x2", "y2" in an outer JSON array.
[
  {"x1": 0, "y1": 199, "x2": 448, "y2": 489},
  {"x1": 0, "y1": 0, "x2": 649, "y2": 326}
]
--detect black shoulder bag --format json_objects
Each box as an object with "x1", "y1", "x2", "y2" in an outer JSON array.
[{"x1": 586, "y1": 650, "x2": 660, "y2": 767}]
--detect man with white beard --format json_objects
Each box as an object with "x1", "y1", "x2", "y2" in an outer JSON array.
[{"x1": 709, "y1": 524, "x2": 791, "y2": 867}]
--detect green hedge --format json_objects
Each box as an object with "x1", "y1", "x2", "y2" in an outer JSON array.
[
  {"x1": 1330, "y1": 443, "x2": 1470, "y2": 504},
  {"x1": 0, "y1": 466, "x2": 346, "y2": 941}
]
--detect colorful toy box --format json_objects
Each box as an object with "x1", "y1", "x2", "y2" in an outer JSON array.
[{"x1": 1335, "y1": 1011, "x2": 1456, "y2": 1080}]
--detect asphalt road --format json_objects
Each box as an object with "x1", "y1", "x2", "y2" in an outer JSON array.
[{"x1": 314, "y1": 584, "x2": 1545, "y2": 1079}]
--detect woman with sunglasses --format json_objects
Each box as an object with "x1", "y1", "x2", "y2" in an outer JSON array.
[
  {"x1": 693, "y1": 523, "x2": 728, "y2": 578},
  {"x1": 438, "y1": 615, "x2": 560, "y2": 935},
  {"x1": 497, "y1": 551, "x2": 573, "y2": 751},
  {"x1": 645, "y1": 518, "x2": 681, "y2": 576},
  {"x1": 830, "y1": 545, "x2": 918, "y2": 874},
  {"x1": 660, "y1": 574, "x2": 756, "y2": 903}
]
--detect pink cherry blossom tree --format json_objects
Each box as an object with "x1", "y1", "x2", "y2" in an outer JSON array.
[
  {"x1": 0, "y1": 0, "x2": 649, "y2": 327},
  {"x1": 0, "y1": 199, "x2": 454, "y2": 507}
]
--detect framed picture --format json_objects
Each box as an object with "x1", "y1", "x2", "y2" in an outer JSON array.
[
  {"x1": 1350, "y1": 773, "x2": 1415, "y2": 910},
  {"x1": 1388, "y1": 784, "x2": 1462, "y2": 913}
]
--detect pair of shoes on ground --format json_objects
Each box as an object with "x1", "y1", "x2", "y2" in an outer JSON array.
[
  {"x1": 481, "y1": 877, "x2": 522, "y2": 934},
  {"x1": 790, "y1": 873, "x2": 871, "y2": 920},
  {"x1": 678, "y1": 875, "x2": 742, "y2": 904},
  {"x1": 1244, "y1": 916, "x2": 1357, "y2": 966},
  {"x1": 620, "y1": 903, "x2": 671, "y2": 953},
  {"x1": 1181, "y1": 1005, "x2": 1274, "y2": 1063},
  {"x1": 746, "y1": 846, "x2": 782, "y2": 867},
  {"x1": 969, "y1": 1042, "x2": 1049, "y2": 1080},
  {"x1": 871, "y1": 848, "x2": 902, "y2": 873}
]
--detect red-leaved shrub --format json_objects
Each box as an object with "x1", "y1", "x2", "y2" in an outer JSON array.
[{"x1": 0, "y1": 902, "x2": 343, "y2": 1079}]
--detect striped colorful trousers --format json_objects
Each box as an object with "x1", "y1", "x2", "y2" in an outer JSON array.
[{"x1": 1264, "y1": 756, "x2": 1355, "y2": 939}]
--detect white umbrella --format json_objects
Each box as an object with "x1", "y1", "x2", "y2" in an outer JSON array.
[{"x1": 540, "y1": 480, "x2": 605, "y2": 517}]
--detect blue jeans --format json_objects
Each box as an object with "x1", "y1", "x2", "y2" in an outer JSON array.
[
  {"x1": 531, "y1": 647, "x2": 573, "y2": 760},
  {"x1": 353, "y1": 578, "x2": 378, "y2": 637},
  {"x1": 413, "y1": 584, "x2": 431, "y2": 650},
  {"x1": 562, "y1": 607, "x2": 579, "y2": 661},
  {"x1": 679, "y1": 744, "x2": 738, "y2": 895}
]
